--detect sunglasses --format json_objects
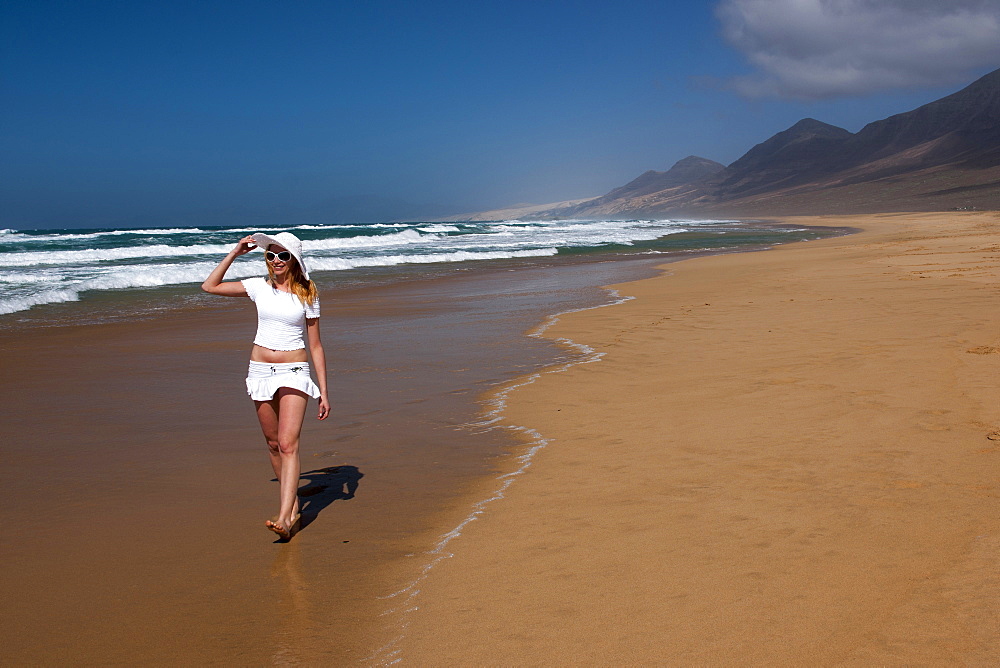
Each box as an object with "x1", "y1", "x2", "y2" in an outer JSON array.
[{"x1": 265, "y1": 251, "x2": 292, "y2": 263}]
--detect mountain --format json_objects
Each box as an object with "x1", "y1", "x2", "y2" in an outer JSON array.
[
  {"x1": 480, "y1": 67, "x2": 1000, "y2": 219},
  {"x1": 600, "y1": 156, "x2": 725, "y2": 200},
  {"x1": 608, "y1": 67, "x2": 1000, "y2": 216},
  {"x1": 838, "y1": 67, "x2": 1000, "y2": 173},
  {"x1": 544, "y1": 156, "x2": 724, "y2": 218},
  {"x1": 713, "y1": 119, "x2": 853, "y2": 197}
]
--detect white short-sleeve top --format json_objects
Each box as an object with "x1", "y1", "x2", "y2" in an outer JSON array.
[{"x1": 241, "y1": 277, "x2": 320, "y2": 351}]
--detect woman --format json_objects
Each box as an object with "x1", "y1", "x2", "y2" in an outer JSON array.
[{"x1": 202, "y1": 231, "x2": 330, "y2": 539}]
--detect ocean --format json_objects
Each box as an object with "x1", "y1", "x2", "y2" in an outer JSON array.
[{"x1": 1, "y1": 217, "x2": 835, "y2": 322}]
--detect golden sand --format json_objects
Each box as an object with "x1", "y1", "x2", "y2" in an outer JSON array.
[{"x1": 397, "y1": 212, "x2": 1000, "y2": 664}]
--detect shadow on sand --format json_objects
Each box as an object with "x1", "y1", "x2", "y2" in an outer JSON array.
[
  {"x1": 270, "y1": 465, "x2": 364, "y2": 541},
  {"x1": 297, "y1": 465, "x2": 363, "y2": 530}
]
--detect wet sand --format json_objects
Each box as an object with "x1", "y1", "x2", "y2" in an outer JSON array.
[
  {"x1": 396, "y1": 212, "x2": 1000, "y2": 665},
  {"x1": 0, "y1": 255, "x2": 672, "y2": 664}
]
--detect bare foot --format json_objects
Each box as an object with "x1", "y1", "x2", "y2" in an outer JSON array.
[{"x1": 266, "y1": 517, "x2": 292, "y2": 539}]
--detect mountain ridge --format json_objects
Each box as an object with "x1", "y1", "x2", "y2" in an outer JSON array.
[{"x1": 460, "y1": 67, "x2": 1000, "y2": 220}]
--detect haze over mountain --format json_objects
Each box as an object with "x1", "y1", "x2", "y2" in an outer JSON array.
[{"x1": 462, "y1": 67, "x2": 1000, "y2": 220}]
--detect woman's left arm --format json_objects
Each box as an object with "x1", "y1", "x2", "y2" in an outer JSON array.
[{"x1": 306, "y1": 318, "x2": 330, "y2": 420}]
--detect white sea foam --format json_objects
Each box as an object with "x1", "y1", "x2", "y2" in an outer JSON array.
[
  {"x1": 0, "y1": 288, "x2": 84, "y2": 315},
  {"x1": 0, "y1": 272, "x2": 68, "y2": 284},
  {"x1": 1, "y1": 218, "x2": 795, "y2": 318},
  {"x1": 104, "y1": 227, "x2": 208, "y2": 236},
  {"x1": 417, "y1": 224, "x2": 460, "y2": 233},
  {"x1": 291, "y1": 223, "x2": 406, "y2": 230},
  {"x1": 306, "y1": 248, "x2": 558, "y2": 271},
  {"x1": 8, "y1": 229, "x2": 443, "y2": 266},
  {"x1": 0, "y1": 260, "x2": 248, "y2": 315},
  {"x1": 0, "y1": 248, "x2": 560, "y2": 315},
  {"x1": 303, "y1": 229, "x2": 432, "y2": 250},
  {"x1": 443, "y1": 222, "x2": 689, "y2": 251},
  {"x1": 0, "y1": 229, "x2": 33, "y2": 242},
  {"x1": 5, "y1": 227, "x2": 210, "y2": 243},
  {"x1": 10, "y1": 243, "x2": 237, "y2": 266}
]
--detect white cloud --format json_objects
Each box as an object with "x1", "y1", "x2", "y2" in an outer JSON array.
[{"x1": 715, "y1": 0, "x2": 1000, "y2": 98}]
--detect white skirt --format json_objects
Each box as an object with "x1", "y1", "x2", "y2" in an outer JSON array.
[{"x1": 246, "y1": 361, "x2": 321, "y2": 401}]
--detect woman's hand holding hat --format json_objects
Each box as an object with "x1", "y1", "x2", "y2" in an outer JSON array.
[{"x1": 234, "y1": 235, "x2": 257, "y2": 256}]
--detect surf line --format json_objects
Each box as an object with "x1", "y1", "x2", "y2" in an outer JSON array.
[{"x1": 363, "y1": 285, "x2": 639, "y2": 666}]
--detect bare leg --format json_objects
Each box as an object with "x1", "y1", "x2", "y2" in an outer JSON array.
[
  {"x1": 254, "y1": 397, "x2": 283, "y2": 476},
  {"x1": 255, "y1": 388, "x2": 308, "y2": 537},
  {"x1": 274, "y1": 387, "x2": 307, "y2": 531}
]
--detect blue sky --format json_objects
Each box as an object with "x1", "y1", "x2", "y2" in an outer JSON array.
[{"x1": 3, "y1": 0, "x2": 1000, "y2": 228}]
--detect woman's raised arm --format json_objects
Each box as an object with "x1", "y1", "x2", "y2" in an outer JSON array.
[{"x1": 202, "y1": 235, "x2": 256, "y2": 296}]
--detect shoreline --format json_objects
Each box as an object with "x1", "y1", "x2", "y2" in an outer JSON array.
[
  {"x1": 393, "y1": 211, "x2": 1000, "y2": 664},
  {"x1": 362, "y1": 227, "x2": 858, "y2": 664},
  {"x1": 362, "y1": 284, "x2": 638, "y2": 665},
  {"x1": 0, "y1": 222, "x2": 858, "y2": 664},
  {"x1": 1, "y1": 249, "x2": 693, "y2": 664}
]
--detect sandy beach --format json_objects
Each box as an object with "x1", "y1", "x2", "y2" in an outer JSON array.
[
  {"x1": 394, "y1": 212, "x2": 1000, "y2": 665},
  {"x1": 0, "y1": 252, "x2": 673, "y2": 664},
  {"x1": 7, "y1": 213, "x2": 1000, "y2": 664}
]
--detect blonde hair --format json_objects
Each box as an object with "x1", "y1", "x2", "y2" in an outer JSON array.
[{"x1": 266, "y1": 256, "x2": 319, "y2": 307}]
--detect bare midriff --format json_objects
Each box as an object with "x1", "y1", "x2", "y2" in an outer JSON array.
[{"x1": 250, "y1": 344, "x2": 308, "y2": 363}]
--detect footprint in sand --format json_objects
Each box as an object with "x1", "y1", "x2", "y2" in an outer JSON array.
[
  {"x1": 966, "y1": 345, "x2": 1000, "y2": 354},
  {"x1": 766, "y1": 377, "x2": 801, "y2": 385},
  {"x1": 917, "y1": 421, "x2": 951, "y2": 431}
]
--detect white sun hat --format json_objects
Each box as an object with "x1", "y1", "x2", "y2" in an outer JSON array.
[{"x1": 249, "y1": 231, "x2": 310, "y2": 280}]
